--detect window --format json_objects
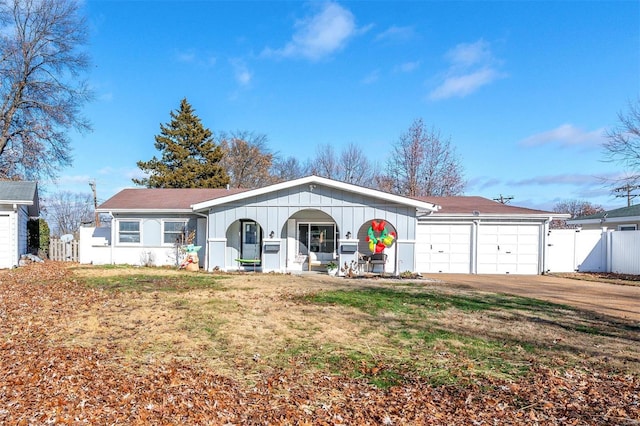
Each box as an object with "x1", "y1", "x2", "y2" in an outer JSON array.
[
  {"x1": 618, "y1": 224, "x2": 637, "y2": 231},
  {"x1": 164, "y1": 221, "x2": 187, "y2": 244},
  {"x1": 118, "y1": 221, "x2": 140, "y2": 244}
]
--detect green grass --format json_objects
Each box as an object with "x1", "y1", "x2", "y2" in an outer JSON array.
[
  {"x1": 304, "y1": 286, "x2": 572, "y2": 316},
  {"x1": 82, "y1": 273, "x2": 225, "y2": 292},
  {"x1": 298, "y1": 286, "x2": 586, "y2": 386}
]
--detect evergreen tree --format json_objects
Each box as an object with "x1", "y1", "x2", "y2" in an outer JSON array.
[{"x1": 133, "y1": 99, "x2": 230, "y2": 188}]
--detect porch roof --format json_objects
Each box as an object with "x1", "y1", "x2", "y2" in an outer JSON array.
[{"x1": 191, "y1": 175, "x2": 440, "y2": 213}]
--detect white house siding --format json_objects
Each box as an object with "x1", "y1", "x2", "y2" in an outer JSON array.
[
  {"x1": 205, "y1": 183, "x2": 418, "y2": 273},
  {"x1": 17, "y1": 205, "x2": 29, "y2": 257},
  {"x1": 416, "y1": 223, "x2": 472, "y2": 273}
]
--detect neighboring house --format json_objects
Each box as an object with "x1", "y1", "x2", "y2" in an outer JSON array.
[
  {"x1": 0, "y1": 181, "x2": 39, "y2": 269},
  {"x1": 567, "y1": 204, "x2": 640, "y2": 231},
  {"x1": 84, "y1": 176, "x2": 562, "y2": 275}
]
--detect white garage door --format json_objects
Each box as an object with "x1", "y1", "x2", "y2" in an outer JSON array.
[
  {"x1": 416, "y1": 223, "x2": 472, "y2": 273},
  {"x1": 0, "y1": 214, "x2": 11, "y2": 269},
  {"x1": 477, "y1": 224, "x2": 540, "y2": 274}
]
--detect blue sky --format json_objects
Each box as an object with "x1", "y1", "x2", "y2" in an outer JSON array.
[{"x1": 54, "y1": 0, "x2": 639, "y2": 211}]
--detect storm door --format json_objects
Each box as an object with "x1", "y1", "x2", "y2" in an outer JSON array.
[
  {"x1": 241, "y1": 220, "x2": 262, "y2": 263},
  {"x1": 297, "y1": 223, "x2": 337, "y2": 262}
]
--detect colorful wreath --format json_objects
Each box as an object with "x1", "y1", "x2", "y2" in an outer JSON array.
[{"x1": 366, "y1": 220, "x2": 396, "y2": 253}]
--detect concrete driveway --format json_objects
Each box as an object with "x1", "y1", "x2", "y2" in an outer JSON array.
[{"x1": 422, "y1": 274, "x2": 640, "y2": 322}]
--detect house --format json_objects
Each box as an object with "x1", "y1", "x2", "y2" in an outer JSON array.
[
  {"x1": 567, "y1": 204, "x2": 640, "y2": 231},
  {"x1": 84, "y1": 175, "x2": 562, "y2": 275},
  {"x1": 0, "y1": 181, "x2": 39, "y2": 269}
]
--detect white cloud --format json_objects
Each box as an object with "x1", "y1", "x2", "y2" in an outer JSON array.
[
  {"x1": 429, "y1": 39, "x2": 506, "y2": 100},
  {"x1": 375, "y1": 25, "x2": 415, "y2": 43},
  {"x1": 429, "y1": 68, "x2": 500, "y2": 100},
  {"x1": 262, "y1": 2, "x2": 358, "y2": 61},
  {"x1": 230, "y1": 59, "x2": 252, "y2": 87},
  {"x1": 519, "y1": 124, "x2": 606, "y2": 148},
  {"x1": 395, "y1": 61, "x2": 420, "y2": 73},
  {"x1": 361, "y1": 69, "x2": 379, "y2": 85},
  {"x1": 510, "y1": 173, "x2": 602, "y2": 186},
  {"x1": 446, "y1": 39, "x2": 493, "y2": 69}
]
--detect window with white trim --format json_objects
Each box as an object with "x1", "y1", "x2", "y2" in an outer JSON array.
[
  {"x1": 618, "y1": 224, "x2": 637, "y2": 231},
  {"x1": 118, "y1": 220, "x2": 141, "y2": 244},
  {"x1": 163, "y1": 220, "x2": 188, "y2": 245}
]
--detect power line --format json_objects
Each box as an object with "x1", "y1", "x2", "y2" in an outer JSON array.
[
  {"x1": 612, "y1": 183, "x2": 640, "y2": 207},
  {"x1": 493, "y1": 194, "x2": 514, "y2": 204}
]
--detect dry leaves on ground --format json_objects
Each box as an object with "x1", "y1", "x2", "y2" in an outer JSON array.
[{"x1": 0, "y1": 262, "x2": 638, "y2": 425}]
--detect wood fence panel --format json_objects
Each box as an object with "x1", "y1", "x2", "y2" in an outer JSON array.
[{"x1": 49, "y1": 239, "x2": 80, "y2": 262}]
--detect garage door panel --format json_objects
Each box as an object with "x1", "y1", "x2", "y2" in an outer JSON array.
[
  {"x1": 477, "y1": 224, "x2": 540, "y2": 274},
  {"x1": 0, "y1": 215, "x2": 11, "y2": 269},
  {"x1": 416, "y1": 223, "x2": 472, "y2": 273}
]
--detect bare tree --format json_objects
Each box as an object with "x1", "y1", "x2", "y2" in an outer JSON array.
[
  {"x1": 219, "y1": 131, "x2": 273, "y2": 188},
  {"x1": 602, "y1": 98, "x2": 640, "y2": 200},
  {"x1": 307, "y1": 143, "x2": 339, "y2": 180},
  {"x1": 385, "y1": 118, "x2": 465, "y2": 197},
  {"x1": 271, "y1": 155, "x2": 305, "y2": 183},
  {"x1": 44, "y1": 191, "x2": 93, "y2": 236},
  {"x1": 305, "y1": 142, "x2": 375, "y2": 186},
  {"x1": 0, "y1": 0, "x2": 92, "y2": 180},
  {"x1": 551, "y1": 199, "x2": 605, "y2": 229},
  {"x1": 603, "y1": 98, "x2": 640, "y2": 171},
  {"x1": 338, "y1": 142, "x2": 373, "y2": 186}
]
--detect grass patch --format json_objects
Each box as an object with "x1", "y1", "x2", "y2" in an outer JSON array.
[
  {"x1": 82, "y1": 273, "x2": 224, "y2": 292},
  {"x1": 304, "y1": 286, "x2": 573, "y2": 316}
]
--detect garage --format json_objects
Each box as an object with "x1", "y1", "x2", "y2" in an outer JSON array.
[
  {"x1": 0, "y1": 214, "x2": 11, "y2": 268},
  {"x1": 416, "y1": 223, "x2": 472, "y2": 273},
  {"x1": 476, "y1": 223, "x2": 541, "y2": 274},
  {"x1": 416, "y1": 196, "x2": 557, "y2": 275}
]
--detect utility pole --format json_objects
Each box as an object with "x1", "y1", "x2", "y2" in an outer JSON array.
[
  {"x1": 612, "y1": 183, "x2": 640, "y2": 207},
  {"x1": 493, "y1": 194, "x2": 514, "y2": 204},
  {"x1": 89, "y1": 180, "x2": 100, "y2": 227}
]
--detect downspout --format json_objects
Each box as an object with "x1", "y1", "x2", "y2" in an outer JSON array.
[
  {"x1": 108, "y1": 212, "x2": 114, "y2": 264},
  {"x1": 194, "y1": 211, "x2": 209, "y2": 272}
]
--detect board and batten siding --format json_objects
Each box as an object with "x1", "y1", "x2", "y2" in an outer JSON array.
[{"x1": 205, "y1": 183, "x2": 418, "y2": 272}]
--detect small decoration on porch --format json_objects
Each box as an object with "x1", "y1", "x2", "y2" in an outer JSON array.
[
  {"x1": 180, "y1": 244, "x2": 202, "y2": 271},
  {"x1": 326, "y1": 261, "x2": 338, "y2": 276},
  {"x1": 366, "y1": 220, "x2": 396, "y2": 253}
]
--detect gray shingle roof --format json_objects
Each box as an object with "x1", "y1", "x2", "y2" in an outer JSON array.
[{"x1": 0, "y1": 181, "x2": 39, "y2": 215}]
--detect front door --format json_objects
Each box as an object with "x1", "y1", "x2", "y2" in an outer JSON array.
[
  {"x1": 241, "y1": 220, "x2": 261, "y2": 263},
  {"x1": 298, "y1": 223, "x2": 336, "y2": 267}
]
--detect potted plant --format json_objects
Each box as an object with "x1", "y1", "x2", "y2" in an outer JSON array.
[{"x1": 326, "y1": 261, "x2": 338, "y2": 276}]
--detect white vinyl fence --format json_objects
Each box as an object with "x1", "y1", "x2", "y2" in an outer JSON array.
[{"x1": 546, "y1": 228, "x2": 640, "y2": 274}]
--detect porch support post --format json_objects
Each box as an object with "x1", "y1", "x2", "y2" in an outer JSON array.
[{"x1": 207, "y1": 238, "x2": 227, "y2": 271}]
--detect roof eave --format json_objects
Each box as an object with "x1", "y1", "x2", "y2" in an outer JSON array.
[
  {"x1": 424, "y1": 213, "x2": 565, "y2": 220},
  {"x1": 568, "y1": 216, "x2": 640, "y2": 225},
  {"x1": 192, "y1": 175, "x2": 439, "y2": 212}
]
